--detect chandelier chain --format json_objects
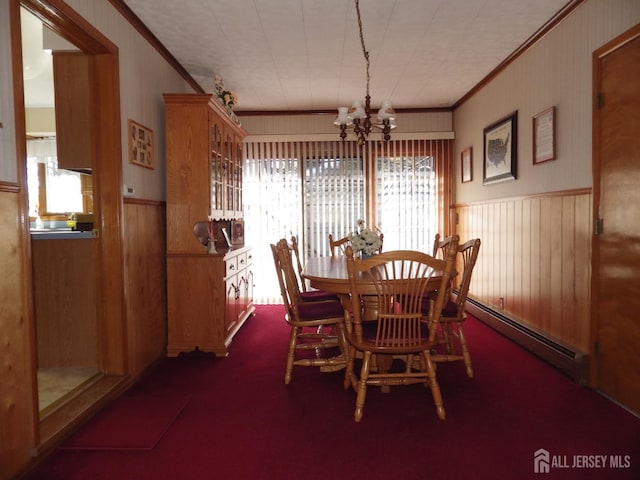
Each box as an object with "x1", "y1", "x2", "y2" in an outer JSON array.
[
  {"x1": 355, "y1": 0, "x2": 370, "y2": 98},
  {"x1": 334, "y1": 0, "x2": 395, "y2": 143}
]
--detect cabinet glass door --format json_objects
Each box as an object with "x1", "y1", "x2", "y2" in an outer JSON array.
[
  {"x1": 210, "y1": 123, "x2": 223, "y2": 215},
  {"x1": 224, "y1": 133, "x2": 233, "y2": 216}
]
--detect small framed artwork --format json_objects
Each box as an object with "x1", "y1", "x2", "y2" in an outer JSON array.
[
  {"x1": 128, "y1": 119, "x2": 154, "y2": 169},
  {"x1": 461, "y1": 147, "x2": 472, "y2": 183},
  {"x1": 231, "y1": 220, "x2": 244, "y2": 245},
  {"x1": 533, "y1": 106, "x2": 556, "y2": 164},
  {"x1": 483, "y1": 111, "x2": 517, "y2": 185}
]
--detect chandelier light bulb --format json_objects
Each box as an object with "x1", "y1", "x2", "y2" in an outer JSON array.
[
  {"x1": 334, "y1": 107, "x2": 352, "y2": 126},
  {"x1": 349, "y1": 100, "x2": 366, "y2": 120},
  {"x1": 377, "y1": 100, "x2": 396, "y2": 121}
]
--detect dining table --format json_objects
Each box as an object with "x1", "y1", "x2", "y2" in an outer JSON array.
[
  {"x1": 303, "y1": 254, "x2": 453, "y2": 322},
  {"x1": 302, "y1": 254, "x2": 451, "y2": 296},
  {"x1": 302, "y1": 255, "x2": 358, "y2": 294},
  {"x1": 302, "y1": 254, "x2": 453, "y2": 390}
]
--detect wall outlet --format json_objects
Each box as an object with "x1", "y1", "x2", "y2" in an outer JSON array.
[
  {"x1": 499, "y1": 297, "x2": 504, "y2": 309},
  {"x1": 123, "y1": 184, "x2": 135, "y2": 197}
]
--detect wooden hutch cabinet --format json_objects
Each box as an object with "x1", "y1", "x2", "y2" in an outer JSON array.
[{"x1": 164, "y1": 93, "x2": 254, "y2": 357}]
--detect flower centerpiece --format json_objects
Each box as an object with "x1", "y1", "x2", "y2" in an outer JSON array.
[
  {"x1": 214, "y1": 76, "x2": 238, "y2": 110},
  {"x1": 349, "y1": 219, "x2": 382, "y2": 258}
]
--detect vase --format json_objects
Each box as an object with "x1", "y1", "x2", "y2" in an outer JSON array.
[{"x1": 361, "y1": 252, "x2": 373, "y2": 260}]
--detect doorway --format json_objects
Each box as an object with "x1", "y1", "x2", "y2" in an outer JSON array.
[
  {"x1": 18, "y1": 0, "x2": 128, "y2": 447},
  {"x1": 592, "y1": 24, "x2": 640, "y2": 415},
  {"x1": 20, "y1": 6, "x2": 100, "y2": 417}
]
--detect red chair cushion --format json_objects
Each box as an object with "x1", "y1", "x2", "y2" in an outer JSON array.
[
  {"x1": 297, "y1": 300, "x2": 345, "y2": 320},
  {"x1": 300, "y1": 290, "x2": 339, "y2": 302}
]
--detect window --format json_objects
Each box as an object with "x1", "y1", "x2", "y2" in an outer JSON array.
[
  {"x1": 303, "y1": 142, "x2": 365, "y2": 259},
  {"x1": 27, "y1": 138, "x2": 87, "y2": 219},
  {"x1": 244, "y1": 138, "x2": 451, "y2": 303},
  {"x1": 374, "y1": 140, "x2": 438, "y2": 252}
]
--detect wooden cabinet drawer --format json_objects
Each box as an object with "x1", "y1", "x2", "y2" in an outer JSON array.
[
  {"x1": 225, "y1": 255, "x2": 238, "y2": 276},
  {"x1": 237, "y1": 252, "x2": 248, "y2": 270}
]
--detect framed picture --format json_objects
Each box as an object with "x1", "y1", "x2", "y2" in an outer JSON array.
[
  {"x1": 533, "y1": 106, "x2": 556, "y2": 164},
  {"x1": 128, "y1": 119, "x2": 154, "y2": 169},
  {"x1": 483, "y1": 111, "x2": 517, "y2": 185},
  {"x1": 461, "y1": 147, "x2": 472, "y2": 183},
  {"x1": 231, "y1": 220, "x2": 244, "y2": 245}
]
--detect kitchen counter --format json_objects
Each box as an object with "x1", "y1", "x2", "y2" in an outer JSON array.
[{"x1": 30, "y1": 229, "x2": 94, "y2": 240}]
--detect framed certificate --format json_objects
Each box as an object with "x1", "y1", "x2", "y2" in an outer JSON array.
[
  {"x1": 461, "y1": 147, "x2": 472, "y2": 183},
  {"x1": 533, "y1": 107, "x2": 556, "y2": 164}
]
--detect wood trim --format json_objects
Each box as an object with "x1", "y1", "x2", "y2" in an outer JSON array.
[
  {"x1": 91, "y1": 52, "x2": 128, "y2": 375},
  {"x1": 106, "y1": 0, "x2": 203, "y2": 94},
  {"x1": 454, "y1": 0, "x2": 585, "y2": 109},
  {"x1": 21, "y1": 0, "x2": 117, "y2": 54},
  {"x1": 453, "y1": 187, "x2": 592, "y2": 208},
  {"x1": 10, "y1": 0, "x2": 40, "y2": 458},
  {"x1": 235, "y1": 107, "x2": 454, "y2": 116},
  {"x1": 0, "y1": 181, "x2": 20, "y2": 193},
  {"x1": 123, "y1": 197, "x2": 165, "y2": 207}
]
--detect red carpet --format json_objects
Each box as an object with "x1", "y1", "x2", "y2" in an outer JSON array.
[
  {"x1": 22, "y1": 305, "x2": 640, "y2": 480},
  {"x1": 59, "y1": 395, "x2": 190, "y2": 450}
]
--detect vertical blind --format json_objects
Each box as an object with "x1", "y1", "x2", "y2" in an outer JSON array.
[
  {"x1": 244, "y1": 138, "x2": 449, "y2": 304},
  {"x1": 372, "y1": 139, "x2": 438, "y2": 252}
]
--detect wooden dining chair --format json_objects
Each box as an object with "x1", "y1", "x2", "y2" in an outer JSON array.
[
  {"x1": 290, "y1": 235, "x2": 338, "y2": 301},
  {"x1": 432, "y1": 233, "x2": 458, "y2": 260},
  {"x1": 427, "y1": 238, "x2": 481, "y2": 378},
  {"x1": 343, "y1": 239, "x2": 458, "y2": 422},
  {"x1": 329, "y1": 234, "x2": 350, "y2": 256},
  {"x1": 271, "y1": 239, "x2": 347, "y2": 384}
]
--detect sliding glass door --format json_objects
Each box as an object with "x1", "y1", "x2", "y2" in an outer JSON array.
[{"x1": 244, "y1": 138, "x2": 448, "y2": 303}]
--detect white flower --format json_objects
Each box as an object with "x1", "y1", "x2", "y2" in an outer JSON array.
[{"x1": 348, "y1": 219, "x2": 382, "y2": 256}]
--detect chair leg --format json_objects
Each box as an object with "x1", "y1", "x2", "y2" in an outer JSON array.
[
  {"x1": 344, "y1": 345, "x2": 357, "y2": 390},
  {"x1": 284, "y1": 325, "x2": 300, "y2": 385},
  {"x1": 456, "y1": 322, "x2": 474, "y2": 378},
  {"x1": 423, "y1": 351, "x2": 445, "y2": 420},
  {"x1": 442, "y1": 321, "x2": 454, "y2": 354},
  {"x1": 354, "y1": 351, "x2": 372, "y2": 422}
]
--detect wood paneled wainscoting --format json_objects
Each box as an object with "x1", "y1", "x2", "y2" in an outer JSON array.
[
  {"x1": 123, "y1": 198, "x2": 167, "y2": 376},
  {"x1": 0, "y1": 185, "x2": 36, "y2": 479},
  {"x1": 453, "y1": 189, "x2": 592, "y2": 383}
]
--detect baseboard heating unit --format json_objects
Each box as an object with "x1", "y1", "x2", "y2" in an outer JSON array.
[{"x1": 463, "y1": 296, "x2": 589, "y2": 385}]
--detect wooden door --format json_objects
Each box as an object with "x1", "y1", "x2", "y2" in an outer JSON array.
[{"x1": 592, "y1": 25, "x2": 640, "y2": 414}]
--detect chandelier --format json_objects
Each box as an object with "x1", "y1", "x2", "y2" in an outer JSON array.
[{"x1": 334, "y1": 0, "x2": 396, "y2": 145}]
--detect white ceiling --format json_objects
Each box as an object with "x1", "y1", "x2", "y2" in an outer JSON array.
[
  {"x1": 122, "y1": 0, "x2": 571, "y2": 112},
  {"x1": 22, "y1": 1, "x2": 573, "y2": 112},
  {"x1": 21, "y1": 7, "x2": 55, "y2": 108}
]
